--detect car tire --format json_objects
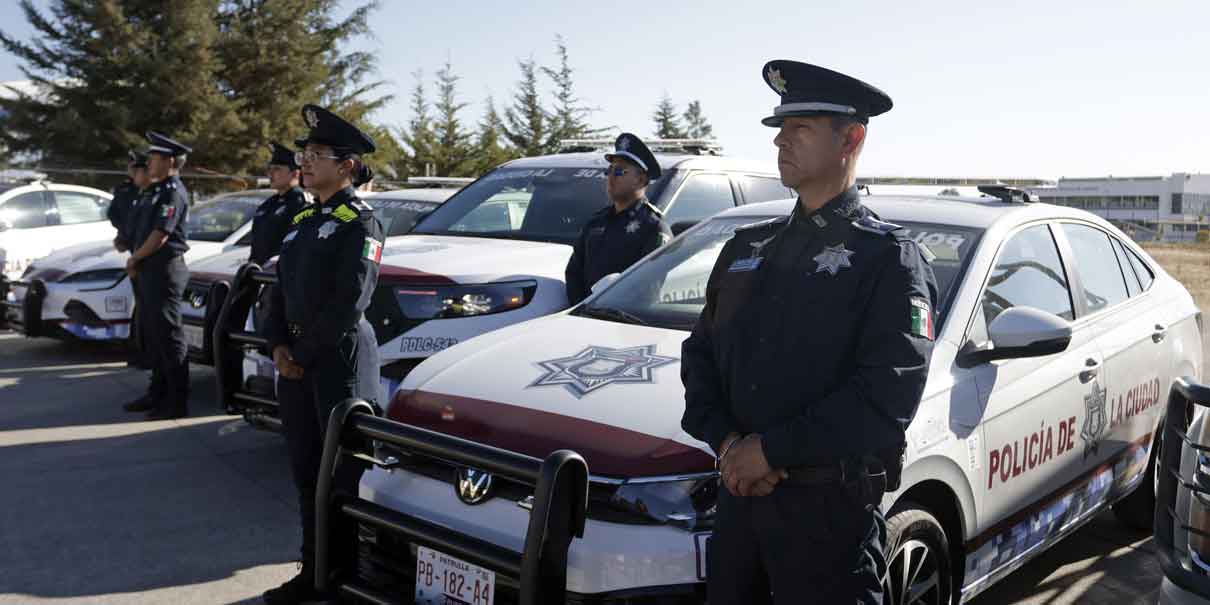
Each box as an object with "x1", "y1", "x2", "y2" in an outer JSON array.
[
  {"x1": 1112, "y1": 421, "x2": 1164, "y2": 530},
  {"x1": 883, "y1": 502, "x2": 953, "y2": 605}
]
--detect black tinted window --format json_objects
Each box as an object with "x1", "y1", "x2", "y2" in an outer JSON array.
[
  {"x1": 1127, "y1": 247, "x2": 1155, "y2": 291},
  {"x1": 739, "y1": 175, "x2": 794, "y2": 204},
  {"x1": 1061, "y1": 224, "x2": 1129, "y2": 314},
  {"x1": 1111, "y1": 238, "x2": 1142, "y2": 297},
  {"x1": 664, "y1": 173, "x2": 735, "y2": 225},
  {"x1": 983, "y1": 225, "x2": 1073, "y2": 326},
  {"x1": 0, "y1": 191, "x2": 48, "y2": 229}
]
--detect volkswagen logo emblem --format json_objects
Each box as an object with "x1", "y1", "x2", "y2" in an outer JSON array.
[{"x1": 455, "y1": 467, "x2": 493, "y2": 505}]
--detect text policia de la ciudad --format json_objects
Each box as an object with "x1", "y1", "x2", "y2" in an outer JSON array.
[{"x1": 987, "y1": 378, "x2": 1162, "y2": 490}]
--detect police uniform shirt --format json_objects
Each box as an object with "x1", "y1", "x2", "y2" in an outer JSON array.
[
  {"x1": 108, "y1": 179, "x2": 140, "y2": 246},
  {"x1": 263, "y1": 186, "x2": 383, "y2": 368},
  {"x1": 565, "y1": 199, "x2": 671, "y2": 305},
  {"x1": 131, "y1": 176, "x2": 190, "y2": 259},
  {"x1": 250, "y1": 186, "x2": 309, "y2": 265},
  {"x1": 680, "y1": 187, "x2": 938, "y2": 468}
]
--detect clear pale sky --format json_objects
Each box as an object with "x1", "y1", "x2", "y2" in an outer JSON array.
[{"x1": 2, "y1": 0, "x2": 1208, "y2": 179}]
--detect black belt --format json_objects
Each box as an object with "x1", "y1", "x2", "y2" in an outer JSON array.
[{"x1": 782, "y1": 458, "x2": 883, "y2": 487}]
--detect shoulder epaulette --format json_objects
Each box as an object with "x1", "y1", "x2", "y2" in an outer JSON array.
[
  {"x1": 331, "y1": 203, "x2": 359, "y2": 223},
  {"x1": 292, "y1": 207, "x2": 317, "y2": 225},
  {"x1": 852, "y1": 215, "x2": 902, "y2": 236},
  {"x1": 736, "y1": 215, "x2": 790, "y2": 232}
]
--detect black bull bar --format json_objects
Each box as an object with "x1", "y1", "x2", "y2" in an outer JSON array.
[
  {"x1": 1155, "y1": 375, "x2": 1210, "y2": 598},
  {"x1": 0, "y1": 277, "x2": 45, "y2": 335},
  {"x1": 316, "y1": 399, "x2": 589, "y2": 604},
  {"x1": 211, "y1": 262, "x2": 281, "y2": 428}
]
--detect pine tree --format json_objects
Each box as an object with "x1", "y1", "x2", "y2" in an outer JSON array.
[
  {"x1": 541, "y1": 35, "x2": 598, "y2": 149},
  {"x1": 502, "y1": 58, "x2": 549, "y2": 157},
  {"x1": 474, "y1": 95, "x2": 517, "y2": 175},
  {"x1": 397, "y1": 70, "x2": 436, "y2": 178},
  {"x1": 682, "y1": 100, "x2": 714, "y2": 139},
  {"x1": 428, "y1": 60, "x2": 475, "y2": 177},
  {"x1": 652, "y1": 93, "x2": 686, "y2": 139}
]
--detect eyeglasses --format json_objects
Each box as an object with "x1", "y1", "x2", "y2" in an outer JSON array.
[
  {"x1": 295, "y1": 150, "x2": 342, "y2": 165},
  {"x1": 603, "y1": 167, "x2": 630, "y2": 177}
]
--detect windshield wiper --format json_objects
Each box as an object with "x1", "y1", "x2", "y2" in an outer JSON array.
[{"x1": 579, "y1": 305, "x2": 649, "y2": 326}]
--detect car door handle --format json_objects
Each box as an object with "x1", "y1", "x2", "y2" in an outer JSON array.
[
  {"x1": 1152, "y1": 324, "x2": 1167, "y2": 343},
  {"x1": 1079, "y1": 358, "x2": 1100, "y2": 383}
]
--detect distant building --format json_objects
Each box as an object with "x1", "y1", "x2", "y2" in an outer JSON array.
[{"x1": 1030, "y1": 174, "x2": 1210, "y2": 242}]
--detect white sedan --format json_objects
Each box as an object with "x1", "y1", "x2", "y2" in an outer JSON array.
[
  {"x1": 0, "y1": 180, "x2": 114, "y2": 279},
  {"x1": 3, "y1": 189, "x2": 271, "y2": 342},
  {"x1": 330, "y1": 194, "x2": 1201, "y2": 604}
]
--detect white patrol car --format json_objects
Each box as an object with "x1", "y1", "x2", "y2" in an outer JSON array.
[
  {"x1": 0, "y1": 180, "x2": 114, "y2": 279},
  {"x1": 3, "y1": 189, "x2": 270, "y2": 342},
  {"x1": 333, "y1": 194, "x2": 1200, "y2": 604},
  {"x1": 184, "y1": 188, "x2": 457, "y2": 365}
]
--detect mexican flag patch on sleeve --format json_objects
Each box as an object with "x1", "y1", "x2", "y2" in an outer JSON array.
[
  {"x1": 362, "y1": 237, "x2": 382, "y2": 263},
  {"x1": 910, "y1": 297, "x2": 934, "y2": 340},
  {"x1": 161, "y1": 205, "x2": 175, "y2": 219}
]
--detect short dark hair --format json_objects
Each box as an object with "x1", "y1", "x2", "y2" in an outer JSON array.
[
  {"x1": 828, "y1": 115, "x2": 864, "y2": 133},
  {"x1": 172, "y1": 154, "x2": 188, "y2": 170}
]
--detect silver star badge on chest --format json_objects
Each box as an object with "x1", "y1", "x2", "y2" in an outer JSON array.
[
  {"x1": 317, "y1": 220, "x2": 338, "y2": 239},
  {"x1": 625, "y1": 219, "x2": 640, "y2": 234},
  {"x1": 813, "y1": 243, "x2": 854, "y2": 276}
]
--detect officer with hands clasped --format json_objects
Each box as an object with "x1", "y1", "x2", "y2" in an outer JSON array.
[
  {"x1": 252, "y1": 142, "x2": 309, "y2": 266},
  {"x1": 260, "y1": 105, "x2": 383, "y2": 605},
  {"x1": 109, "y1": 150, "x2": 150, "y2": 253},
  {"x1": 680, "y1": 60, "x2": 939, "y2": 604},
  {"x1": 564, "y1": 132, "x2": 672, "y2": 305},
  {"x1": 122, "y1": 131, "x2": 193, "y2": 420}
]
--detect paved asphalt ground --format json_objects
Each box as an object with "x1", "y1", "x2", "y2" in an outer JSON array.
[{"x1": 0, "y1": 330, "x2": 1173, "y2": 604}]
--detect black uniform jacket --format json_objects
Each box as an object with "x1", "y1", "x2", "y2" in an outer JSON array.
[
  {"x1": 108, "y1": 179, "x2": 140, "y2": 247},
  {"x1": 131, "y1": 176, "x2": 190, "y2": 260},
  {"x1": 263, "y1": 187, "x2": 383, "y2": 369},
  {"x1": 250, "y1": 186, "x2": 309, "y2": 265},
  {"x1": 680, "y1": 187, "x2": 938, "y2": 469},
  {"x1": 565, "y1": 198, "x2": 671, "y2": 305}
]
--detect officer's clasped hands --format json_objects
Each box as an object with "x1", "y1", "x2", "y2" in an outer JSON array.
[
  {"x1": 719, "y1": 433, "x2": 787, "y2": 497},
  {"x1": 272, "y1": 345, "x2": 304, "y2": 380}
]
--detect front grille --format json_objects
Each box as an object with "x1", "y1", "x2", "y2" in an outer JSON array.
[
  {"x1": 182, "y1": 280, "x2": 210, "y2": 312},
  {"x1": 62, "y1": 300, "x2": 103, "y2": 325}
]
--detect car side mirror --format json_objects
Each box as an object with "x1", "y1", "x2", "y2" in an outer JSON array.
[
  {"x1": 959, "y1": 306, "x2": 1072, "y2": 367},
  {"x1": 671, "y1": 220, "x2": 698, "y2": 236},
  {"x1": 590, "y1": 273, "x2": 621, "y2": 295}
]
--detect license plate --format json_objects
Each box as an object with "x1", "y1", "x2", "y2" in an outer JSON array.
[
  {"x1": 415, "y1": 546, "x2": 495, "y2": 605},
  {"x1": 183, "y1": 324, "x2": 205, "y2": 350}
]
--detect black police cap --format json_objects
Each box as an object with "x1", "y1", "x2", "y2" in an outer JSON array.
[
  {"x1": 603, "y1": 132, "x2": 661, "y2": 180},
  {"x1": 268, "y1": 141, "x2": 299, "y2": 170},
  {"x1": 145, "y1": 131, "x2": 193, "y2": 157},
  {"x1": 127, "y1": 149, "x2": 149, "y2": 168},
  {"x1": 760, "y1": 60, "x2": 893, "y2": 127},
  {"x1": 294, "y1": 104, "x2": 375, "y2": 155}
]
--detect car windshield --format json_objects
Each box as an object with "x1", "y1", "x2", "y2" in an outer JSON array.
[
  {"x1": 186, "y1": 195, "x2": 262, "y2": 242},
  {"x1": 412, "y1": 166, "x2": 671, "y2": 245},
  {"x1": 372, "y1": 197, "x2": 442, "y2": 237},
  {"x1": 583, "y1": 215, "x2": 981, "y2": 331}
]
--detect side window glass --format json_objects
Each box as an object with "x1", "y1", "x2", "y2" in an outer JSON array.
[
  {"x1": 739, "y1": 176, "x2": 794, "y2": 204},
  {"x1": 54, "y1": 192, "x2": 108, "y2": 225},
  {"x1": 1111, "y1": 238, "x2": 1141, "y2": 297},
  {"x1": 1061, "y1": 224, "x2": 1130, "y2": 314},
  {"x1": 1127, "y1": 248, "x2": 1155, "y2": 291},
  {"x1": 982, "y1": 224, "x2": 1073, "y2": 329},
  {"x1": 663, "y1": 174, "x2": 735, "y2": 226},
  {"x1": 0, "y1": 191, "x2": 49, "y2": 229}
]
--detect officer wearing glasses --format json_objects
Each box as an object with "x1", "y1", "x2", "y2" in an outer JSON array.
[
  {"x1": 260, "y1": 105, "x2": 383, "y2": 605},
  {"x1": 564, "y1": 133, "x2": 672, "y2": 305}
]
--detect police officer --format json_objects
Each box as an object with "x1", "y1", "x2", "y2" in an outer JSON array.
[
  {"x1": 680, "y1": 61, "x2": 938, "y2": 604},
  {"x1": 564, "y1": 132, "x2": 671, "y2": 305},
  {"x1": 109, "y1": 150, "x2": 149, "y2": 253},
  {"x1": 252, "y1": 142, "x2": 309, "y2": 266},
  {"x1": 261, "y1": 105, "x2": 382, "y2": 605},
  {"x1": 123, "y1": 132, "x2": 192, "y2": 420}
]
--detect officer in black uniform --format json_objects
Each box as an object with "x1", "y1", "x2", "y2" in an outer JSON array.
[
  {"x1": 252, "y1": 142, "x2": 309, "y2": 266},
  {"x1": 564, "y1": 132, "x2": 671, "y2": 305},
  {"x1": 680, "y1": 61, "x2": 939, "y2": 605},
  {"x1": 260, "y1": 105, "x2": 382, "y2": 605},
  {"x1": 109, "y1": 150, "x2": 149, "y2": 253},
  {"x1": 123, "y1": 131, "x2": 192, "y2": 420}
]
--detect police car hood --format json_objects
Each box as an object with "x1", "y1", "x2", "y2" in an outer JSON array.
[
  {"x1": 187, "y1": 246, "x2": 252, "y2": 283},
  {"x1": 388, "y1": 314, "x2": 714, "y2": 477},
  {"x1": 27, "y1": 239, "x2": 229, "y2": 281},
  {"x1": 378, "y1": 234, "x2": 571, "y2": 284}
]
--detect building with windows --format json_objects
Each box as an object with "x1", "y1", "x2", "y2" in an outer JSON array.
[{"x1": 1029, "y1": 174, "x2": 1210, "y2": 241}]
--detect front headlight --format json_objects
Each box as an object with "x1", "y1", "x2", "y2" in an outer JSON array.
[
  {"x1": 609, "y1": 474, "x2": 718, "y2": 530},
  {"x1": 393, "y1": 280, "x2": 537, "y2": 319},
  {"x1": 60, "y1": 268, "x2": 126, "y2": 289}
]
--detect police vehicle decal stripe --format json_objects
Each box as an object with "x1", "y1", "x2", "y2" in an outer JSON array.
[
  {"x1": 387, "y1": 389, "x2": 716, "y2": 477},
  {"x1": 377, "y1": 264, "x2": 457, "y2": 285}
]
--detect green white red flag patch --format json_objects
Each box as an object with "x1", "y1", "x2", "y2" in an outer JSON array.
[
  {"x1": 910, "y1": 297, "x2": 933, "y2": 339},
  {"x1": 362, "y1": 237, "x2": 382, "y2": 263}
]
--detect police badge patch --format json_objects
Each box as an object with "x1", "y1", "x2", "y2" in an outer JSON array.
[
  {"x1": 317, "y1": 220, "x2": 338, "y2": 239},
  {"x1": 813, "y1": 243, "x2": 854, "y2": 276},
  {"x1": 529, "y1": 345, "x2": 678, "y2": 399},
  {"x1": 1081, "y1": 385, "x2": 1108, "y2": 460}
]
